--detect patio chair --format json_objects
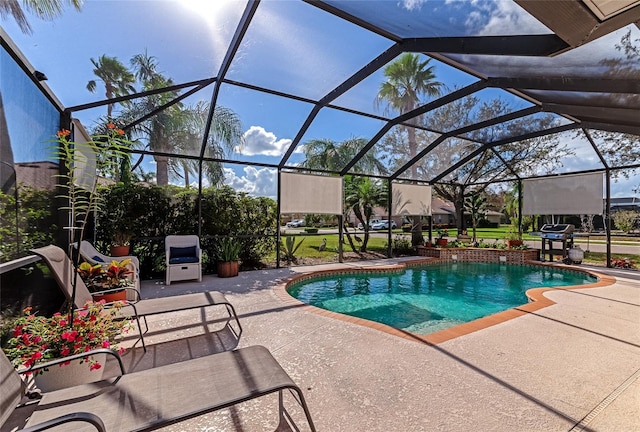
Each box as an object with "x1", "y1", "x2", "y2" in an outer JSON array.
[
  {"x1": 1, "y1": 345, "x2": 316, "y2": 432},
  {"x1": 165, "y1": 234, "x2": 202, "y2": 285},
  {"x1": 73, "y1": 240, "x2": 140, "y2": 299},
  {"x1": 31, "y1": 245, "x2": 242, "y2": 351}
]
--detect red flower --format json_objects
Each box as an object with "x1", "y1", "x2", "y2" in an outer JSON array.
[
  {"x1": 56, "y1": 129, "x2": 71, "y2": 137},
  {"x1": 106, "y1": 123, "x2": 115, "y2": 129},
  {"x1": 61, "y1": 330, "x2": 78, "y2": 342},
  {"x1": 116, "y1": 128, "x2": 125, "y2": 135},
  {"x1": 89, "y1": 363, "x2": 102, "y2": 371}
]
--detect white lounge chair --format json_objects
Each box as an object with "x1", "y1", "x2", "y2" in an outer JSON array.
[{"x1": 74, "y1": 240, "x2": 140, "y2": 295}]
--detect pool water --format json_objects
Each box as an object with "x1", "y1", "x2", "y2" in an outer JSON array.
[{"x1": 288, "y1": 262, "x2": 596, "y2": 335}]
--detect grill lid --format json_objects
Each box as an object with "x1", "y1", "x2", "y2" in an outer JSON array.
[{"x1": 540, "y1": 224, "x2": 575, "y2": 233}]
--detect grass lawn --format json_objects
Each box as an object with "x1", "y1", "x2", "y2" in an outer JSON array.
[{"x1": 276, "y1": 227, "x2": 639, "y2": 269}]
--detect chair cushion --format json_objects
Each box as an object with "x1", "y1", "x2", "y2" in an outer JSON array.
[
  {"x1": 93, "y1": 255, "x2": 105, "y2": 263},
  {"x1": 169, "y1": 256, "x2": 199, "y2": 264},
  {"x1": 170, "y1": 246, "x2": 196, "y2": 259}
]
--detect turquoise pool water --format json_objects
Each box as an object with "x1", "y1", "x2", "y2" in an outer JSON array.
[{"x1": 288, "y1": 262, "x2": 596, "y2": 335}]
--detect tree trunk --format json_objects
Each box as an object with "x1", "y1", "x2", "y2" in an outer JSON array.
[
  {"x1": 454, "y1": 186, "x2": 466, "y2": 232},
  {"x1": 407, "y1": 126, "x2": 423, "y2": 246},
  {"x1": 155, "y1": 156, "x2": 169, "y2": 186}
]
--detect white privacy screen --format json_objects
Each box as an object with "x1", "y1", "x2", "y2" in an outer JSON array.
[
  {"x1": 522, "y1": 173, "x2": 604, "y2": 215},
  {"x1": 72, "y1": 119, "x2": 97, "y2": 191},
  {"x1": 391, "y1": 183, "x2": 432, "y2": 216},
  {"x1": 280, "y1": 172, "x2": 343, "y2": 214}
]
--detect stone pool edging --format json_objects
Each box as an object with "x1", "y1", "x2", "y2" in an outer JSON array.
[{"x1": 272, "y1": 259, "x2": 616, "y2": 346}]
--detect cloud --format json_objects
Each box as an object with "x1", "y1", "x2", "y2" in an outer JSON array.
[
  {"x1": 464, "y1": 0, "x2": 549, "y2": 36},
  {"x1": 400, "y1": 0, "x2": 426, "y2": 11},
  {"x1": 223, "y1": 166, "x2": 277, "y2": 198},
  {"x1": 239, "y1": 126, "x2": 292, "y2": 156}
]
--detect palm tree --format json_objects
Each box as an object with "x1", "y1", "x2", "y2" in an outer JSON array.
[
  {"x1": 124, "y1": 52, "x2": 242, "y2": 186},
  {"x1": 376, "y1": 53, "x2": 443, "y2": 246},
  {"x1": 344, "y1": 176, "x2": 387, "y2": 252},
  {"x1": 86, "y1": 55, "x2": 136, "y2": 118},
  {"x1": 1, "y1": 0, "x2": 82, "y2": 34},
  {"x1": 464, "y1": 191, "x2": 488, "y2": 242},
  {"x1": 300, "y1": 137, "x2": 386, "y2": 173},
  {"x1": 300, "y1": 137, "x2": 387, "y2": 251}
]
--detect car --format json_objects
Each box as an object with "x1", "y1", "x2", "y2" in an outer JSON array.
[
  {"x1": 286, "y1": 219, "x2": 305, "y2": 228},
  {"x1": 357, "y1": 219, "x2": 382, "y2": 230},
  {"x1": 370, "y1": 220, "x2": 397, "y2": 230}
]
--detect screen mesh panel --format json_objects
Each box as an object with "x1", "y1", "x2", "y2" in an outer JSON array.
[
  {"x1": 523, "y1": 173, "x2": 604, "y2": 215},
  {"x1": 392, "y1": 183, "x2": 432, "y2": 216},
  {"x1": 280, "y1": 172, "x2": 343, "y2": 214}
]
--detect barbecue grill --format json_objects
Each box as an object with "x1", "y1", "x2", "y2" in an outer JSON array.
[
  {"x1": 540, "y1": 224, "x2": 575, "y2": 240},
  {"x1": 540, "y1": 224, "x2": 575, "y2": 261}
]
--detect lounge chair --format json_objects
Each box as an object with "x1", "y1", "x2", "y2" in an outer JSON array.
[
  {"x1": 74, "y1": 240, "x2": 140, "y2": 292},
  {"x1": 165, "y1": 234, "x2": 202, "y2": 285},
  {"x1": 1, "y1": 346, "x2": 316, "y2": 431},
  {"x1": 31, "y1": 245, "x2": 242, "y2": 351}
]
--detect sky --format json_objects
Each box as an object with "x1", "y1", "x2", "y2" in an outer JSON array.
[{"x1": 2, "y1": 0, "x2": 638, "y2": 199}]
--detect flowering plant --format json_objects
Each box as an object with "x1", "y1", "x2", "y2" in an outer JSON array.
[
  {"x1": 1, "y1": 301, "x2": 132, "y2": 374},
  {"x1": 78, "y1": 259, "x2": 134, "y2": 292}
]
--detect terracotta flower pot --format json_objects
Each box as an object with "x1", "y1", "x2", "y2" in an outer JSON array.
[
  {"x1": 110, "y1": 245, "x2": 130, "y2": 257},
  {"x1": 92, "y1": 290, "x2": 127, "y2": 303},
  {"x1": 436, "y1": 238, "x2": 448, "y2": 247},
  {"x1": 217, "y1": 261, "x2": 239, "y2": 278},
  {"x1": 506, "y1": 239, "x2": 523, "y2": 248}
]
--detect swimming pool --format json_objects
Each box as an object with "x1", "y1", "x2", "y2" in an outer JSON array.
[{"x1": 288, "y1": 262, "x2": 598, "y2": 335}]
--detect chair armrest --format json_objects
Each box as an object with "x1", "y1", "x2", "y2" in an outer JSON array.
[
  {"x1": 20, "y1": 412, "x2": 106, "y2": 432},
  {"x1": 17, "y1": 348, "x2": 126, "y2": 377},
  {"x1": 117, "y1": 255, "x2": 140, "y2": 269}
]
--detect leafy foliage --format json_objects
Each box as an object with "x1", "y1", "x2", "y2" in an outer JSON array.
[
  {"x1": 281, "y1": 235, "x2": 305, "y2": 265},
  {"x1": 215, "y1": 237, "x2": 241, "y2": 262},
  {"x1": 94, "y1": 183, "x2": 277, "y2": 277},
  {"x1": 612, "y1": 210, "x2": 638, "y2": 233},
  {"x1": 0, "y1": 186, "x2": 57, "y2": 262},
  {"x1": 2, "y1": 301, "x2": 131, "y2": 374}
]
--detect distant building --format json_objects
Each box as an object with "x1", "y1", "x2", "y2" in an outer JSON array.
[
  {"x1": 609, "y1": 197, "x2": 639, "y2": 212},
  {"x1": 14, "y1": 161, "x2": 58, "y2": 190}
]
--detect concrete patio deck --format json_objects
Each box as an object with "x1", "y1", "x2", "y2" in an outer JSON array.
[{"x1": 114, "y1": 259, "x2": 639, "y2": 431}]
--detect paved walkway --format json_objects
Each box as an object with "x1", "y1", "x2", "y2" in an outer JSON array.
[{"x1": 113, "y1": 259, "x2": 639, "y2": 432}]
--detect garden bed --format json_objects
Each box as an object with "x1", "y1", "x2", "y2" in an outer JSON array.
[{"x1": 416, "y1": 246, "x2": 540, "y2": 264}]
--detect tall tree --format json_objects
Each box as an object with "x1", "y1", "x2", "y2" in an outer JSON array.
[
  {"x1": 344, "y1": 176, "x2": 388, "y2": 252},
  {"x1": 0, "y1": 0, "x2": 82, "y2": 34},
  {"x1": 86, "y1": 55, "x2": 136, "y2": 118},
  {"x1": 594, "y1": 29, "x2": 640, "y2": 190},
  {"x1": 376, "y1": 53, "x2": 443, "y2": 246},
  {"x1": 300, "y1": 137, "x2": 387, "y2": 252},
  {"x1": 464, "y1": 190, "x2": 487, "y2": 242},
  {"x1": 382, "y1": 92, "x2": 570, "y2": 232},
  {"x1": 300, "y1": 138, "x2": 386, "y2": 174},
  {"x1": 123, "y1": 52, "x2": 242, "y2": 186}
]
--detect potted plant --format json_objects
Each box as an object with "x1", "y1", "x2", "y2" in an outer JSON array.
[
  {"x1": 457, "y1": 229, "x2": 472, "y2": 243},
  {"x1": 110, "y1": 230, "x2": 132, "y2": 257},
  {"x1": 505, "y1": 225, "x2": 523, "y2": 248},
  {"x1": 216, "y1": 237, "x2": 241, "y2": 278},
  {"x1": 1, "y1": 301, "x2": 131, "y2": 391},
  {"x1": 77, "y1": 259, "x2": 134, "y2": 302},
  {"x1": 436, "y1": 228, "x2": 449, "y2": 247}
]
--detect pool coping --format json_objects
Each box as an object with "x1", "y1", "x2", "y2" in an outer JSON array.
[{"x1": 272, "y1": 258, "x2": 616, "y2": 345}]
